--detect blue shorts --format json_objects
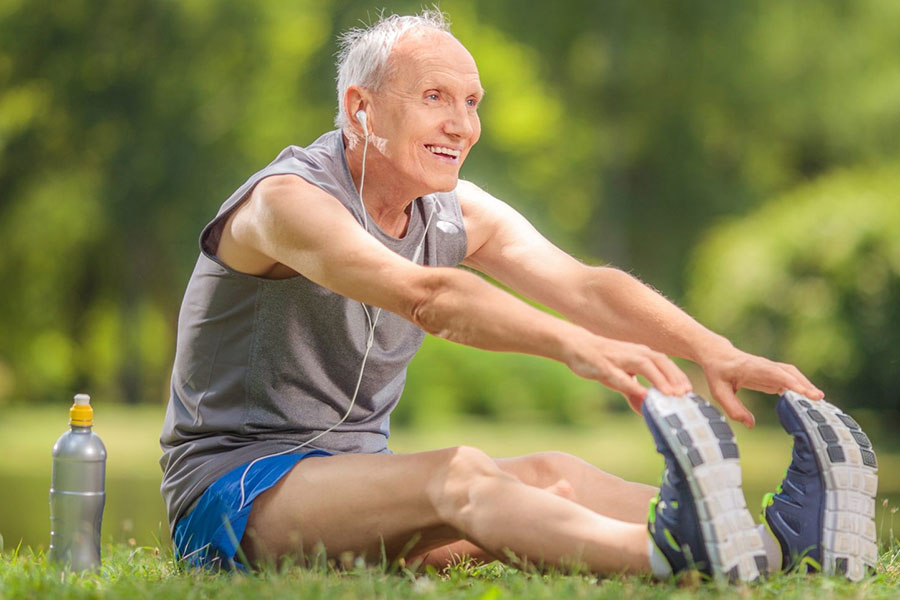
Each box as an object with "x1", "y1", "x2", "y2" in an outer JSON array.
[{"x1": 173, "y1": 450, "x2": 330, "y2": 570}]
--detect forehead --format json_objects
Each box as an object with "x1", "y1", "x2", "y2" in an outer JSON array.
[{"x1": 386, "y1": 29, "x2": 482, "y2": 92}]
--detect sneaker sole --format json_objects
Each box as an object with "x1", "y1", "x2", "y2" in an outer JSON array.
[
  {"x1": 779, "y1": 391, "x2": 878, "y2": 581},
  {"x1": 644, "y1": 390, "x2": 767, "y2": 581}
]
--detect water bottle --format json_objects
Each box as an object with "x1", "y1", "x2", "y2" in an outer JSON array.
[{"x1": 49, "y1": 393, "x2": 107, "y2": 571}]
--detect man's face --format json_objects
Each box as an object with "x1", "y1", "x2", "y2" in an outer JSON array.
[{"x1": 370, "y1": 30, "x2": 483, "y2": 194}]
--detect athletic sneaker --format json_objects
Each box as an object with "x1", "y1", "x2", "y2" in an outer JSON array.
[
  {"x1": 643, "y1": 389, "x2": 768, "y2": 581},
  {"x1": 762, "y1": 391, "x2": 878, "y2": 581}
]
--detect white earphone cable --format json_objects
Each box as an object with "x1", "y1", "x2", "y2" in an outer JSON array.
[{"x1": 238, "y1": 122, "x2": 435, "y2": 509}]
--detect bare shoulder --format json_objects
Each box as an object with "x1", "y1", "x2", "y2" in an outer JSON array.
[
  {"x1": 455, "y1": 179, "x2": 587, "y2": 301},
  {"x1": 456, "y1": 179, "x2": 517, "y2": 260},
  {"x1": 456, "y1": 179, "x2": 512, "y2": 220},
  {"x1": 217, "y1": 174, "x2": 329, "y2": 278},
  {"x1": 251, "y1": 172, "x2": 324, "y2": 199}
]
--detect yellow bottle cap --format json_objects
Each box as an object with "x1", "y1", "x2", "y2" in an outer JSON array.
[{"x1": 70, "y1": 393, "x2": 93, "y2": 427}]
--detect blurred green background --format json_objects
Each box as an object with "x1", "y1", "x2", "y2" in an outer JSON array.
[{"x1": 1, "y1": 0, "x2": 899, "y2": 550}]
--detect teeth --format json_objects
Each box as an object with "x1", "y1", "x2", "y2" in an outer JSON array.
[{"x1": 426, "y1": 145, "x2": 461, "y2": 158}]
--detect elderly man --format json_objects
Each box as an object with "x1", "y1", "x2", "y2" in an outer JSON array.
[{"x1": 160, "y1": 11, "x2": 878, "y2": 581}]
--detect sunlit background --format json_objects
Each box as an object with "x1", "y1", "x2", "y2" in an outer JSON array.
[{"x1": 1, "y1": 0, "x2": 898, "y2": 551}]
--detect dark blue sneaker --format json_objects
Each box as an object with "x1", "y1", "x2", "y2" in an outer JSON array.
[
  {"x1": 643, "y1": 389, "x2": 768, "y2": 582},
  {"x1": 763, "y1": 391, "x2": 878, "y2": 581}
]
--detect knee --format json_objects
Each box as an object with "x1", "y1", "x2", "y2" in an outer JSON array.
[
  {"x1": 526, "y1": 451, "x2": 582, "y2": 500},
  {"x1": 427, "y1": 446, "x2": 508, "y2": 526}
]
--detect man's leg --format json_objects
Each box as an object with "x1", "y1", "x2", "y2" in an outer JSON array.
[
  {"x1": 496, "y1": 452, "x2": 657, "y2": 522},
  {"x1": 240, "y1": 446, "x2": 651, "y2": 574},
  {"x1": 424, "y1": 392, "x2": 768, "y2": 580},
  {"x1": 412, "y1": 451, "x2": 657, "y2": 568},
  {"x1": 408, "y1": 452, "x2": 659, "y2": 568}
]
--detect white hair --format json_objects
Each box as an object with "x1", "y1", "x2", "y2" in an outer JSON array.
[{"x1": 334, "y1": 9, "x2": 452, "y2": 129}]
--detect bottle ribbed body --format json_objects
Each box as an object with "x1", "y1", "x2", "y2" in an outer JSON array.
[{"x1": 48, "y1": 426, "x2": 106, "y2": 571}]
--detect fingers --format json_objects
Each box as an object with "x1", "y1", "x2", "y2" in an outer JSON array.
[
  {"x1": 621, "y1": 347, "x2": 692, "y2": 397},
  {"x1": 652, "y1": 352, "x2": 693, "y2": 395},
  {"x1": 627, "y1": 357, "x2": 671, "y2": 395},
  {"x1": 626, "y1": 392, "x2": 645, "y2": 415},
  {"x1": 572, "y1": 337, "x2": 690, "y2": 414},
  {"x1": 606, "y1": 368, "x2": 649, "y2": 414},
  {"x1": 708, "y1": 377, "x2": 755, "y2": 429},
  {"x1": 743, "y1": 360, "x2": 824, "y2": 400},
  {"x1": 776, "y1": 362, "x2": 824, "y2": 399},
  {"x1": 718, "y1": 350, "x2": 825, "y2": 402}
]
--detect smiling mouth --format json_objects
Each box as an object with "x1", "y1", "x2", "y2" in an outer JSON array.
[{"x1": 425, "y1": 145, "x2": 462, "y2": 161}]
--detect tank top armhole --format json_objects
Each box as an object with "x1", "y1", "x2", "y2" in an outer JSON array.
[
  {"x1": 435, "y1": 189, "x2": 468, "y2": 266},
  {"x1": 450, "y1": 191, "x2": 468, "y2": 266},
  {"x1": 198, "y1": 172, "x2": 319, "y2": 280}
]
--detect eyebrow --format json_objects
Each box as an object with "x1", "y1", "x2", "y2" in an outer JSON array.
[{"x1": 421, "y1": 82, "x2": 486, "y2": 98}]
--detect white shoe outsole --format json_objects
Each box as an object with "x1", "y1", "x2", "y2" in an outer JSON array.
[
  {"x1": 645, "y1": 390, "x2": 768, "y2": 582},
  {"x1": 779, "y1": 391, "x2": 879, "y2": 581}
]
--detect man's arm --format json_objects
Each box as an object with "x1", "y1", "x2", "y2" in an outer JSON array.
[
  {"x1": 220, "y1": 174, "x2": 691, "y2": 405},
  {"x1": 458, "y1": 179, "x2": 823, "y2": 427}
]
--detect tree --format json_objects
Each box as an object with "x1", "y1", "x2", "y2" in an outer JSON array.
[{"x1": 686, "y1": 164, "x2": 900, "y2": 424}]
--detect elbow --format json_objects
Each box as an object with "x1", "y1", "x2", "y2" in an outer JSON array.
[
  {"x1": 576, "y1": 265, "x2": 622, "y2": 305},
  {"x1": 585, "y1": 265, "x2": 635, "y2": 292},
  {"x1": 572, "y1": 265, "x2": 646, "y2": 318}
]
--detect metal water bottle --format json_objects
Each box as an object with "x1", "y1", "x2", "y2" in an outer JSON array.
[{"x1": 49, "y1": 393, "x2": 106, "y2": 571}]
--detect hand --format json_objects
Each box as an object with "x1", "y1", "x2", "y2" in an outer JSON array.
[
  {"x1": 700, "y1": 346, "x2": 824, "y2": 428},
  {"x1": 565, "y1": 333, "x2": 693, "y2": 414}
]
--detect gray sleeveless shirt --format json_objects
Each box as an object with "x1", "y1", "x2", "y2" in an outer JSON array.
[{"x1": 159, "y1": 130, "x2": 467, "y2": 530}]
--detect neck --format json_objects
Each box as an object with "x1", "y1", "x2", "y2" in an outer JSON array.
[{"x1": 343, "y1": 132, "x2": 421, "y2": 237}]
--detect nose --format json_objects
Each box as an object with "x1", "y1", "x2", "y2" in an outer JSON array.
[{"x1": 443, "y1": 101, "x2": 477, "y2": 140}]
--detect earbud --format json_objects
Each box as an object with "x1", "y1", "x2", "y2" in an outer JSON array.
[{"x1": 355, "y1": 109, "x2": 367, "y2": 132}]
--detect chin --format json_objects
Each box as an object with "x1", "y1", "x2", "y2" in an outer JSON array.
[{"x1": 426, "y1": 172, "x2": 460, "y2": 194}]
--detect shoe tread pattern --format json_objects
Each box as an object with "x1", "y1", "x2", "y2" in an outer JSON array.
[
  {"x1": 781, "y1": 391, "x2": 878, "y2": 582},
  {"x1": 645, "y1": 390, "x2": 766, "y2": 582}
]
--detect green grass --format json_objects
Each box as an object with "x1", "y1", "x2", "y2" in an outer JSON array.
[{"x1": 1, "y1": 542, "x2": 899, "y2": 599}]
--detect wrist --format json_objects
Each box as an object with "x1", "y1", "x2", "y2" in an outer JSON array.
[
  {"x1": 555, "y1": 323, "x2": 595, "y2": 369},
  {"x1": 690, "y1": 333, "x2": 737, "y2": 367}
]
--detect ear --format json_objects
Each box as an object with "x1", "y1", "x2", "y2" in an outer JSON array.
[{"x1": 344, "y1": 86, "x2": 373, "y2": 134}]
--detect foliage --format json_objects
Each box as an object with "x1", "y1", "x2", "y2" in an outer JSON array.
[
  {"x1": 687, "y1": 165, "x2": 900, "y2": 421},
  {"x1": 1, "y1": 0, "x2": 900, "y2": 410},
  {"x1": 398, "y1": 336, "x2": 619, "y2": 427},
  {"x1": 463, "y1": 0, "x2": 900, "y2": 292}
]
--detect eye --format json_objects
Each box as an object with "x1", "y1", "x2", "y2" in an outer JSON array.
[
  {"x1": 426, "y1": 92, "x2": 440, "y2": 101},
  {"x1": 466, "y1": 97, "x2": 480, "y2": 108}
]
